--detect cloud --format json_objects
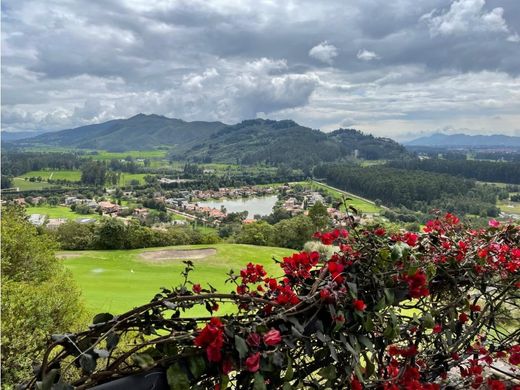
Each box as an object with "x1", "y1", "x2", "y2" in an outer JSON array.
[
  {"x1": 1, "y1": 0, "x2": 519, "y2": 139},
  {"x1": 309, "y1": 41, "x2": 338, "y2": 65},
  {"x1": 356, "y1": 49, "x2": 380, "y2": 61},
  {"x1": 421, "y1": 0, "x2": 513, "y2": 37}
]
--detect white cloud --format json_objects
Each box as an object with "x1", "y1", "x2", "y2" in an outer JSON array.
[
  {"x1": 507, "y1": 33, "x2": 520, "y2": 43},
  {"x1": 308, "y1": 41, "x2": 338, "y2": 65},
  {"x1": 422, "y1": 0, "x2": 512, "y2": 37},
  {"x1": 356, "y1": 49, "x2": 380, "y2": 61}
]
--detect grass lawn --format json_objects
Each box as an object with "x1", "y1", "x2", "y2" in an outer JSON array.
[
  {"x1": 498, "y1": 199, "x2": 520, "y2": 215},
  {"x1": 26, "y1": 205, "x2": 101, "y2": 220},
  {"x1": 296, "y1": 180, "x2": 382, "y2": 214},
  {"x1": 61, "y1": 244, "x2": 294, "y2": 316},
  {"x1": 12, "y1": 177, "x2": 53, "y2": 191},
  {"x1": 23, "y1": 169, "x2": 81, "y2": 181},
  {"x1": 118, "y1": 173, "x2": 148, "y2": 186}
]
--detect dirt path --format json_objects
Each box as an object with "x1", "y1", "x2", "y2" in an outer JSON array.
[{"x1": 139, "y1": 248, "x2": 217, "y2": 263}]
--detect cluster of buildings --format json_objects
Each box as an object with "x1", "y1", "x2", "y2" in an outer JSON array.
[{"x1": 191, "y1": 186, "x2": 276, "y2": 200}]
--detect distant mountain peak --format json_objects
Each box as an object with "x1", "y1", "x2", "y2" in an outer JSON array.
[{"x1": 405, "y1": 133, "x2": 520, "y2": 148}]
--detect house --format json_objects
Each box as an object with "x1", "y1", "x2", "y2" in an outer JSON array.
[
  {"x1": 98, "y1": 201, "x2": 122, "y2": 215},
  {"x1": 28, "y1": 214, "x2": 46, "y2": 226},
  {"x1": 46, "y1": 218, "x2": 67, "y2": 229},
  {"x1": 133, "y1": 208, "x2": 149, "y2": 220},
  {"x1": 13, "y1": 198, "x2": 26, "y2": 206}
]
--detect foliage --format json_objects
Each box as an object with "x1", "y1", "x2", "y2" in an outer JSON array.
[
  {"x1": 272, "y1": 214, "x2": 315, "y2": 249},
  {"x1": 387, "y1": 158, "x2": 520, "y2": 184},
  {"x1": 30, "y1": 212, "x2": 520, "y2": 389},
  {"x1": 1, "y1": 207, "x2": 86, "y2": 388},
  {"x1": 314, "y1": 164, "x2": 500, "y2": 216}
]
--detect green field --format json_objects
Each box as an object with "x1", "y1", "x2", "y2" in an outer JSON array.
[
  {"x1": 296, "y1": 180, "x2": 382, "y2": 213},
  {"x1": 118, "y1": 173, "x2": 148, "y2": 185},
  {"x1": 61, "y1": 244, "x2": 294, "y2": 315},
  {"x1": 90, "y1": 150, "x2": 168, "y2": 160},
  {"x1": 23, "y1": 169, "x2": 81, "y2": 181},
  {"x1": 26, "y1": 205, "x2": 100, "y2": 220},
  {"x1": 11, "y1": 177, "x2": 53, "y2": 191}
]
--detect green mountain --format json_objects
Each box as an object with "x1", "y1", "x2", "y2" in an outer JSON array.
[
  {"x1": 20, "y1": 114, "x2": 226, "y2": 152},
  {"x1": 176, "y1": 119, "x2": 407, "y2": 167},
  {"x1": 17, "y1": 115, "x2": 408, "y2": 165}
]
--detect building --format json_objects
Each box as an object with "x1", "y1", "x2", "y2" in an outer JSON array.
[{"x1": 98, "y1": 201, "x2": 122, "y2": 215}]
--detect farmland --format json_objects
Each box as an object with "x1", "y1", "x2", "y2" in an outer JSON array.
[
  {"x1": 61, "y1": 244, "x2": 294, "y2": 315},
  {"x1": 26, "y1": 205, "x2": 101, "y2": 220}
]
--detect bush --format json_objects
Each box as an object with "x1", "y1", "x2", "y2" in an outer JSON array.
[
  {"x1": 1, "y1": 207, "x2": 85, "y2": 388},
  {"x1": 32, "y1": 213, "x2": 520, "y2": 389}
]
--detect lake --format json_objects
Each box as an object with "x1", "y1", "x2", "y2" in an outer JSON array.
[{"x1": 198, "y1": 195, "x2": 278, "y2": 217}]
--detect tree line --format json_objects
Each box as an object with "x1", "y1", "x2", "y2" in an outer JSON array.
[{"x1": 387, "y1": 158, "x2": 520, "y2": 184}]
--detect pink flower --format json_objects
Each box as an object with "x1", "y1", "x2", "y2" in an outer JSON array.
[
  {"x1": 488, "y1": 219, "x2": 500, "y2": 228},
  {"x1": 263, "y1": 329, "x2": 282, "y2": 346},
  {"x1": 245, "y1": 352, "x2": 261, "y2": 372}
]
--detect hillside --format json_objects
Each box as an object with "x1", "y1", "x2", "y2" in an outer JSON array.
[
  {"x1": 19, "y1": 114, "x2": 226, "y2": 151},
  {"x1": 15, "y1": 115, "x2": 409, "y2": 166},
  {"x1": 174, "y1": 119, "x2": 408, "y2": 167},
  {"x1": 405, "y1": 133, "x2": 520, "y2": 148}
]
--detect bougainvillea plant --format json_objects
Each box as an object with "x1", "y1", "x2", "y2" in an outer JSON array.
[{"x1": 27, "y1": 213, "x2": 519, "y2": 389}]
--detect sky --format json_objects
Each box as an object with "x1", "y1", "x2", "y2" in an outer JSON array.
[{"x1": 2, "y1": 0, "x2": 520, "y2": 140}]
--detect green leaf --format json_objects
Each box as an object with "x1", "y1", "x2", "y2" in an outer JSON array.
[
  {"x1": 167, "y1": 363, "x2": 190, "y2": 390},
  {"x1": 318, "y1": 365, "x2": 337, "y2": 380},
  {"x1": 424, "y1": 313, "x2": 435, "y2": 329},
  {"x1": 220, "y1": 375, "x2": 230, "y2": 390},
  {"x1": 79, "y1": 354, "x2": 96, "y2": 374},
  {"x1": 365, "y1": 356, "x2": 375, "y2": 378},
  {"x1": 284, "y1": 358, "x2": 294, "y2": 381},
  {"x1": 188, "y1": 355, "x2": 206, "y2": 379},
  {"x1": 384, "y1": 288, "x2": 395, "y2": 305},
  {"x1": 106, "y1": 331, "x2": 119, "y2": 351},
  {"x1": 234, "y1": 335, "x2": 248, "y2": 359},
  {"x1": 358, "y1": 335, "x2": 374, "y2": 352},
  {"x1": 38, "y1": 368, "x2": 58, "y2": 390},
  {"x1": 92, "y1": 312, "x2": 114, "y2": 325},
  {"x1": 253, "y1": 373, "x2": 267, "y2": 390},
  {"x1": 347, "y1": 282, "x2": 358, "y2": 297}
]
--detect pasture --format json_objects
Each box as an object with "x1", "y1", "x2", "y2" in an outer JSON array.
[
  {"x1": 23, "y1": 169, "x2": 81, "y2": 181},
  {"x1": 26, "y1": 205, "x2": 101, "y2": 220},
  {"x1": 61, "y1": 244, "x2": 294, "y2": 316}
]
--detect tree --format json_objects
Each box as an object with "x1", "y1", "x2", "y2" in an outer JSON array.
[
  {"x1": 95, "y1": 218, "x2": 127, "y2": 249},
  {"x1": 308, "y1": 201, "x2": 330, "y2": 229},
  {"x1": 1, "y1": 207, "x2": 85, "y2": 388},
  {"x1": 273, "y1": 214, "x2": 315, "y2": 249},
  {"x1": 56, "y1": 221, "x2": 96, "y2": 250},
  {"x1": 80, "y1": 160, "x2": 107, "y2": 186},
  {"x1": 236, "y1": 220, "x2": 275, "y2": 246}
]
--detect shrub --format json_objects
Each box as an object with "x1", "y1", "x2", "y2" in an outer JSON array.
[{"x1": 29, "y1": 214, "x2": 519, "y2": 389}]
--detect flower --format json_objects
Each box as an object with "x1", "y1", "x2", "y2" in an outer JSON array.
[
  {"x1": 374, "y1": 227, "x2": 386, "y2": 236},
  {"x1": 192, "y1": 284, "x2": 202, "y2": 294},
  {"x1": 194, "y1": 317, "x2": 225, "y2": 362},
  {"x1": 263, "y1": 329, "x2": 282, "y2": 346},
  {"x1": 353, "y1": 299, "x2": 366, "y2": 311},
  {"x1": 246, "y1": 332, "x2": 261, "y2": 347},
  {"x1": 432, "y1": 324, "x2": 442, "y2": 334},
  {"x1": 245, "y1": 352, "x2": 261, "y2": 372},
  {"x1": 351, "y1": 376, "x2": 363, "y2": 390},
  {"x1": 459, "y1": 313, "x2": 469, "y2": 323},
  {"x1": 488, "y1": 219, "x2": 500, "y2": 228}
]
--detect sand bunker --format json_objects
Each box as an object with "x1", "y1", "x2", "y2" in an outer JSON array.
[{"x1": 139, "y1": 248, "x2": 217, "y2": 263}]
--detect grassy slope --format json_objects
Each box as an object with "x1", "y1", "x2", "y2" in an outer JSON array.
[
  {"x1": 62, "y1": 244, "x2": 294, "y2": 316},
  {"x1": 297, "y1": 180, "x2": 382, "y2": 213}
]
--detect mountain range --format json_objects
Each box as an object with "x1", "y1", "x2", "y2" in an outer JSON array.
[
  {"x1": 9, "y1": 114, "x2": 408, "y2": 167},
  {"x1": 405, "y1": 133, "x2": 520, "y2": 148}
]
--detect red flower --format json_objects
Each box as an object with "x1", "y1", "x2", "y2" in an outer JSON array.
[
  {"x1": 245, "y1": 352, "x2": 261, "y2": 372},
  {"x1": 192, "y1": 283, "x2": 202, "y2": 294},
  {"x1": 221, "y1": 357, "x2": 233, "y2": 375},
  {"x1": 374, "y1": 227, "x2": 386, "y2": 236},
  {"x1": 432, "y1": 324, "x2": 442, "y2": 334},
  {"x1": 263, "y1": 329, "x2": 282, "y2": 346},
  {"x1": 469, "y1": 304, "x2": 481, "y2": 312},
  {"x1": 351, "y1": 377, "x2": 363, "y2": 390},
  {"x1": 353, "y1": 299, "x2": 366, "y2": 311},
  {"x1": 459, "y1": 313, "x2": 469, "y2": 323},
  {"x1": 194, "y1": 317, "x2": 225, "y2": 362},
  {"x1": 403, "y1": 232, "x2": 419, "y2": 247},
  {"x1": 488, "y1": 379, "x2": 506, "y2": 390},
  {"x1": 246, "y1": 332, "x2": 261, "y2": 347}
]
